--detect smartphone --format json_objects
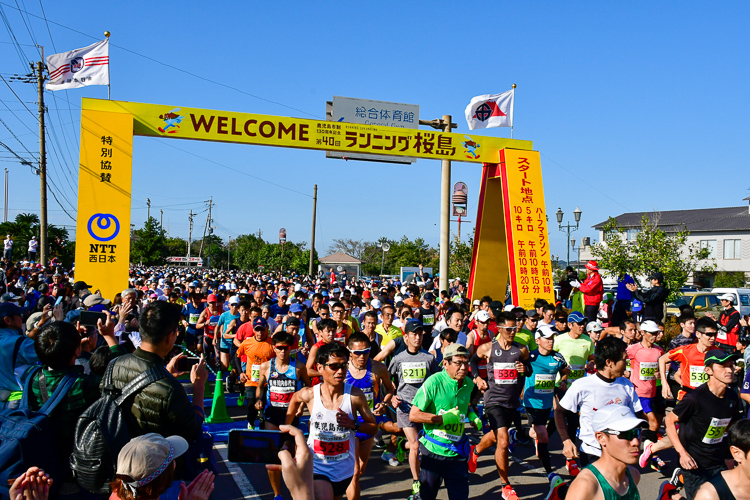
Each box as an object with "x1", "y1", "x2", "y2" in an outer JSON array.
[
  {"x1": 55, "y1": 296, "x2": 64, "y2": 307},
  {"x1": 79, "y1": 311, "x2": 107, "y2": 327},
  {"x1": 176, "y1": 356, "x2": 200, "y2": 372},
  {"x1": 227, "y1": 429, "x2": 295, "y2": 464}
]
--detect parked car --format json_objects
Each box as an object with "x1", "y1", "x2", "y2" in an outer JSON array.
[
  {"x1": 710, "y1": 288, "x2": 750, "y2": 316},
  {"x1": 666, "y1": 292, "x2": 724, "y2": 318}
]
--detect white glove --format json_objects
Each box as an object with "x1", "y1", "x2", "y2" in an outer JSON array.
[{"x1": 570, "y1": 280, "x2": 581, "y2": 288}]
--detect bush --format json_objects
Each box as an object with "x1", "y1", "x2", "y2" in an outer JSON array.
[{"x1": 714, "y1": 271, "x2": 747, "y2": 288}]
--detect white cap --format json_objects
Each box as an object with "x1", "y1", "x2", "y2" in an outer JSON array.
[
  {"x1": 476, "y1": 310, "x2": 490, "y2": 323},
  {"x1": 294, "y1": 283, "x2": 302, "y2": 292},
  {"x1": 371, "y1": 299, "x2": 382, "y2": 309},
  {"x1": 473, "y1": 299, "x2": 480, "y2": 306},
  {"x1": 454, "y1": 297, "x2": 465, "y2": 305},
  {"x1": 228, "y1": 295, "x2": 240, "y2": 305},
  {"x1": 592, "y1": 404, "x2": 647, "y2": 433},
  {"x1": 240, "y1": 289, "x2": 249, "y2": 294},
  {"x1": 534, "y1": 325, "x2": 556, "y2": 340},
  {"x1": 586, "y1": 321, "x2": 604, "y2": 333},
  {"x1": 640, "y1": 320, "x2": 660, "y2": 333},
  {"x1": 504, "y1": 304, "x2": 515, "y2": 312},
  {"x1": 719, "y1": 293, "x2": 735, "y2": 303}
]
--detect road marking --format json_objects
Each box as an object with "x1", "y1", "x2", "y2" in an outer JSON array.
[{"x1": 215, "y1": 443, "x2": 260, "y2": 498}]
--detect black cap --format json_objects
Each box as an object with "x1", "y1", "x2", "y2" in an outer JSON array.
[
  {"x1": 704, "y1": 349, "x2": 740, "y2": 366},
  {"x1": 423, "y1": 292, "x2": 435, "y2": 301},
  {"x1": 73, "y1": 281, "x2": 92, "y2": 292},
  {"x1": 404, "y1": 319, "x2": 425, "y2": 334},
  {"x1": 648, "y1": 271, "x2": 664, "y2": 283}
]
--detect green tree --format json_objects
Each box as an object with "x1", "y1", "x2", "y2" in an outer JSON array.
[
  {"x1": 233, "y1": 233, "x2": 266, "y2": 271},
  {"x1": 164, "y1": 236, "x2": 188, "y2": 258},
  {"x1": 130, "y1": 217, "x2": 167, "y2": 265},
  {"x1": 0, "y1": 213, "x2": 71, "y2": 264},
  {"x1": 591, "y1": 215, "x2": 715, "y2": 300},
  {"x1": 713, "y1": 271, "x2": 747, "y2": 288},
  {"x1": 449, "y1": 231, "x2": 474, "y2": 284}
]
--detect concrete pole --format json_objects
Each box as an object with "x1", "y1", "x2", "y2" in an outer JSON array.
[
  {"x1": 309, "y1": 184, "x2": 318, "y2": 276},
  {"x1": 37, "y1": 61, "x2": 48, "y2": 267},
  {"x1": 439, "y1": 115, "x2": 452, "y2": 295}
]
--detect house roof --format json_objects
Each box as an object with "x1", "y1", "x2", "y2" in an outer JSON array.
[
  {"x1": 593, "y1": 206, "x2": 750, "y2": 232},
  {"x1": 319, "y1": 252, "x2": 362, "y2": 264}
]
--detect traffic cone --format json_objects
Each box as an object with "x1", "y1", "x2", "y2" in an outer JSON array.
[{"x1": 206, "y1": 371, "x2": 234, "y2": 424}]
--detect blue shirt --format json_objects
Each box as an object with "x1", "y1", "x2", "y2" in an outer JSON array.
[
  {"x1": 0, "y1": 328, "x2": 38, "y2": 392},
  {"x1": 181, "y1": 303, "x2": 205, "y2": 335},
  {"x1": 523, "y1": 349, "x2": 568, "y2": 410},
  {"x1": 217, "y1": 311, "x2": 240, "y2": 349},
  {"x1": 270, "y1": 302, "x2": 289, "y2": 317},
  {"x1": 617, "y1": 275, "x2": 635, "y2": 302}
]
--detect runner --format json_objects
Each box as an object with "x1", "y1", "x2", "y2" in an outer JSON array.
[
  {"x1": 468, "y1": 311, "x2": 528, "y2": 499},
  {"x1": 287, "y1": 342, "x2": 377, "y2": 500},
  {"x1": 307, "y1": 318, "x2": 338, "y2": 385},
  {"x1": 659, "y1": 317, "x2": 719, "y2": 403},
  {"x1": 551, "y1": 310, "x2": 596, "y2": 476},
  {"x1": 410, "y1": 343, "x2": 479, "y2": 500},
  {"x1": 180, "y1": 292, "x2": 205, "y2": 352},
  {"x1": 388, "y1": 320, "x2": 441, "y2": 499},
  {"x1": 376, "y1": 304, "x2": 403, "y2": 347},
  {"x1": 196, "y1": 293, "x2": 222, "y2": 366},
  {"x1": 255, "y1": 331, "x2": 311, "y2": 500},
  {"x1": 330, "y1": 302, "x2": 353, "y2": 346},
  {"x1": 217, "y1": 294, "x2": 240, "y2": 375},
  {"x1": 223, "y1": 299, "x2": 251, "y2": 393},
  {"x1": 665, "y1": 349, "x2": 743, "y2": 499},
  {"x1": 694, "y1": 418, "x2": 750, "y2": 500},
  {"x1": 514, "y1": 310, "x2": 539, "y2": 351},
  {"x1": 344, "y1": 332, "x2": 394, "y2": 500},
  {"x1": 555, "y1": 336, "x2": 642, "y2": 469},
  {"x1": 237, "y1": 316, "x2": 275, "y2": 427},
  {"x1": 523, "y1": 324, "x2": 570, "y2": 475}
]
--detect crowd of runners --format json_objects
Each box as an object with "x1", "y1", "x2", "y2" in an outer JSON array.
[{"x1": 0, "y1": 258, "x2": 749, "y2": 500}]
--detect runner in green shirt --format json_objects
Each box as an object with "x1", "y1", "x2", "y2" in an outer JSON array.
[{"x1": 410, "y1": 343, "x2": 479, "y2": 500}]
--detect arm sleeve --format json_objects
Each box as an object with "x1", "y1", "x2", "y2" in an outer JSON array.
[{"x1": 469, "y1": 353, "x2": 481, "y2": 379}]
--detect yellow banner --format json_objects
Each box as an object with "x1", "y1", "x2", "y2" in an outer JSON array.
[
  {"x1": 81, "y1": 99, "x2": 532, "y2": 163},
  {"x1": 500, "y1": 150, "x2": 554, "y2": 310},
  {"x1": 75, "y1": 109, "x2": 133, "y2": 300}
]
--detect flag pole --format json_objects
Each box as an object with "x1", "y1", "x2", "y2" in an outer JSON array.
[
  {"x1": 510, "y1": 83, "x2": 516, "y2": 139},
  {"x1": 104, "y1": 31, "x2": 111, "y2": 99}
]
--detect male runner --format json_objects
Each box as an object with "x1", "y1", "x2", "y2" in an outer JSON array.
[
  {"x1": 344, "y1": 332, "x2": 394, "y2": 500},
  {"x1": 330, "y1": 302, "x2": 353, "y2": 345},
  {"x1": 307, "y1": 318, "x2": 337, "y2": 385},
  {"x1": 287, "y1": 342, "x2": 377, "y2": 500},
  {"x1": 695, "y1": 418, "x2": 750, "y2": 500},
  {"x1": 523, "y1": 325, "x2": 570, "y2": 475},
  {"x1": 376, "y1": 304, "x2": 403, "y2": 346},
  {"x1": 181, "y1": 292, "x2": 205, "y2": 352},
  {"x1": 237, "y1": 317, "x2": 275, "y2": 426},
  {"x1": 410, "y1": 343, "x2": 479, "y2": 500},
  {"x1": 666, "y1": 349, "x2": 743, "y2": 499},
  {"x1": 417, "y1": 292, "x2": 438, "y2": 350},
  {"x1": 196, "y1": 293, "x2": 222, "y2": 365},
  {"x1": 389, "y1": 320, "x2": 440, "y2": 499},
  {"x1": 223, "y1": 299, "x2": 251, "y2": 392},
  {"x1": 659, "y1": 317, "x2": 719, "y2": 402},
  {"x1": 255, "y1": 331, "x2": 310, "y2": 500},
  {"x1": 468, "y1": 311, "x2": 528, "y2": 499},
  {"x1": 217, "y1": 295, "x2": 240, "y2": 376}
]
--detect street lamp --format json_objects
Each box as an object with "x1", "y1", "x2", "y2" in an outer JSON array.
[
  {"x1": 557, "y1": 207, "x2": 582, "y2": 267},
  {"x1": 377, "y1": 241, "x2": 390, "y2": 276}
]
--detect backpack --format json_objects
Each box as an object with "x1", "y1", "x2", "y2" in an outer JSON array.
[
  {"x1": 69, "y1": 361, "x2": 169, "y2": 494},
  {"x1": 0, "y1": 367, "x2": 77, "y2": 497}
]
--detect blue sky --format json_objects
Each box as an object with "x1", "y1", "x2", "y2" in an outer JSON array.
[{"x1": 1, "y1": 1, "x2": 749, "y2": 260}]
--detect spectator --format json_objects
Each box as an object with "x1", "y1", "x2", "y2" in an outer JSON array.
[
  {"x1": 108, "y1": 301, "x2": 208, "y2": 443},
  {"x1": 626, "y1": 271, "x2": 669, "y2": 322},
  {"x1": 110, "y1": 433, "x2": 214, "y2": 500},
  {"x1": 0, "y1": 302, "x2": 38, "y2": 410},
  {"x1": 577, "y1": 261, "x2": 603, "y2": 323}
]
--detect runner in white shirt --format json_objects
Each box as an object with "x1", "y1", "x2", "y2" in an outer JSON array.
[
  {"x1": 428, "y1": 308, "x2": 467, "y2": 350},
  {"x1": 555, "y1": 335, "x2": 643, "y2": 467}
]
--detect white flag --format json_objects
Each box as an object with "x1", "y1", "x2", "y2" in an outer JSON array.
[
  {"x1": 464, "y1": 90, "x2": 514, "y2": 130},
  {"x1": 46, "y1": 39, "x2": 109, "y2": 91}
]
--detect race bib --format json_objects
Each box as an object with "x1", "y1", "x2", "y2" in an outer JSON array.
[
  {"x1": 493, "y1": 362, "x2": 517, "y2": 385},
  {"x1": 269, "y1": 385, "x2": 295, "y2": 407},
  {"x1": 251, "y1": 364, "x2": 261, "y2": 383},
  {"x1": 422, "y1": 315, "x2": 435, "y2": 326},
  {"x1": 362, "y1": 386, "x2": 375, "y2": 409},
  {"x1": 568, "y1": 364, "x2": 585, "y2": 381},
  {"x1": 313, "y1": 431, "x2": 350, "y2": 462},
  {"x1": 639, "y1": 362, "x2": 658, "y2": 381},
  {"x1": 534, "y1": 373, "x2": 555, "y2": 394},
  {"x1": 433, "y1": 409, "x2": 467, "y2": 442},
  {"x1": 689, "y1": 365, "x2": 708, "y2": 388},
  {"x1": 189, "y1": 313, "x2": 200, "y2": 324},
  {"x1": 402, "y1": 362, "x2": 428, "y2": 384},
  {"x1": 334, "y1": 330, "x2": 346, "y2": 345},
  {"x1": 702, "y1": 417, "x2": 731, "y2": 444}
]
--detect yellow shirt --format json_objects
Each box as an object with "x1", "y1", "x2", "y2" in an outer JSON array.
[{"x1": 376, "y1": 324, "x2": 403, "y2": 346}]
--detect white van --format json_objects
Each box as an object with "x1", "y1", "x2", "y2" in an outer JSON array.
[{"x1": 711, "y1": 288, "x2": 750, "y2": 316}]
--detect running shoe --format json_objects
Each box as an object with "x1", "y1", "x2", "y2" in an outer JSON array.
[
  {"x1": 225, "y1": 375, "x2": 234, "y2": 394},
  {"x1": 565, "y1": 459, "x2": 580, "y2": 477},
  {"x1": 237, "y1": 393, "x2": 245, "y2": 406},
  {"x1": 468, "y1": 445, "x2": 479, "y2": 474},
  {"x1": 638, "y1": 440, "x2": 654, "y2": 468},
  {"x1": 408, "y1": 480, "x2": 422, "y2": 500},
  {"x1": 670, "y1": 467, "x2": 684, "y2": 488},
  {"x1": 396, "y1": 437, "x2": 407, "y2": 463},
  {"x1": 657, "y1": 481, "x2": 678, "y2": 500},
  {"x1": 501, "y1": 484, "x2": 519, "y2": 500},
  {"x1": 508, "y1": 428, "x2": 518, "y2": 454},
  {"x1": 650, "y1": 455, "x2": 667, "y2": 473},
  {"x1": 374, "y1": 437, "x2": 386, "y2": 449},
  {"x1": 381, "y1": 451, "x2": 400, "y2": 467},
  {"x1": 516, "y1": 429, "x2": 530, "y2": 445},
  {"x1": 545, "y1": 473, "x2": 565, "y2": 500}
]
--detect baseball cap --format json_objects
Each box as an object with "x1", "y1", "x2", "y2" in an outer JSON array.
[
  {"x1": 592, "y1": 404, "x2": 647, "y2": 433},
  {"x1": 476, "y1": 310, "x2": 490, "y2": 323},
  {"x1": 404, "y1": 319, "x2": 425, "y2": 334},
  {"x1": 73, "y1": 281, "x2": 92, "y2": 292},
  {"x1": 285, "y1": 317, "x2": 301, "y2": 327},
  {"x1": 0, "y1": 292, "x2": 20, "y2": 303},
  {"x1": 718, "y1": 293, "x2": 735, "y2": 303},
  {"x1": 602, "y1": 292, "x2": 614, "y2": 302},
  {"x1": 253, "y1": 317, "x2": 268, "y2": 330},
  {"x1": 228, "y1": 295, "x2": 240, "y2": 305},
  {"x1": 640, "y1": 320, "x2": 660, "y2": 333},
  {"x1": 704, "y1": 349, "x2": 740, "y2": 366},
  {"x1": 0, "y1": 302, "x2": 23, "y2": 318},
  {"x1": 648, "y1": 271, "x2": 665, "y2": 282},
  {"x1": 567, "y1": 311, "x2": 586, "y2": 323},
  {"x1": 83, "y1": 293, "x2": 111, "y2": 308},
  {"x1": 585, "y1": 260, "x2": 599, "y2": 271},
  {"x1": 116, "y1": 433, "x2": 189, "y2": 488},
  {"x1": 423, "y1": 292, "x2": 435, "y2": 301},
  {"x1": 632, "y1": 299, "x2": 643, "y2": 312},
  {"x1": 525, "y1": 309, "x2": 540, "y2": 319},
  {"x1": 206, "y1": 294, "x2": 218, "y2": 303},
  {"x1": 586, "y1": 321, "x2": 604, "y2": 333},
  {"x1": 489, "y1": 300, "x2": 504, "y2": 316},
  {"x1": 289, "y1": 303, "x2": 305, "y2": 313},
  {"x1": 535, "y1": 325, "x2": 556, "y2": 340},
  {"x1": 362, "y1": 290, "x2": 372, "y2": 299},
  {"x1": 443, "y1": 343, "x2": 469, "y2": 359},
  {"x1": 371, "y1": 299, "x2": 382, "y2": 309},
  {"x1": 473, "y1": 299, "x2": 480, "y2": 306},
  {"x1": 279, "y1": 290, "x2": 288, "y2": 297}
]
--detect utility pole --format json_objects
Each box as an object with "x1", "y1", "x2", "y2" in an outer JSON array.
[
  {"x1": 309, "y1": 184, "x2": 317, "y2": 276},
  {"x1": 199, "y1": 198, "x2": 212, "y2": 267},
  {"x1": 207, "y1": 197, "x2": 212, "y2": 268},
  {"x1": 160, "y1": 209, "x2": 163, "y2": 232},
  {"x1": 187, "y1": 210, "x2": 194, "y2": 257},
  {"x1": 227, "y1": 236, "x2": 231, "y2": 270},
  {"x1": 3, "y1": 168, "x2": 8, "y2": 222},
  {"x1": 146, "y1": 198, "x2": 151, "y2": 220},
  {"x1": 36, "y1": 60, "x2": 48, "y2": 267},
  {"x1": 419, "y1": 116, "x2": 456, "y2": 295}
]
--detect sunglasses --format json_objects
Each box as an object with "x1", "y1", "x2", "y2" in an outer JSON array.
[
  {"x1": 324, "y1": 362, "x2": 347, "y2": 372},
  {"x1": 349, "y1": 348, "x2": 371, "y2": 356},
  {"x1": 499, "y1": 326, "x2": 518, "y2": 331},
  {"x1": 602, "y1": 428, "x2": 641, "y2": 441},
  {"x1": 274, "y1": 345, "x2": 290, "y2": 351}
]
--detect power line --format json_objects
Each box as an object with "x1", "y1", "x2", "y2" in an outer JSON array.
[
  {"x1": 0, "y1": 2, "x2": 30, "y2": 67},
  {"x1": 0, "y1": 74, "x2": 36, "y2": 120}
]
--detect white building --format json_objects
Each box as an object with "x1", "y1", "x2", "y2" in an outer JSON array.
[{"x1": 582, "y1": 197, "x2": 750, "y2": 287}]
